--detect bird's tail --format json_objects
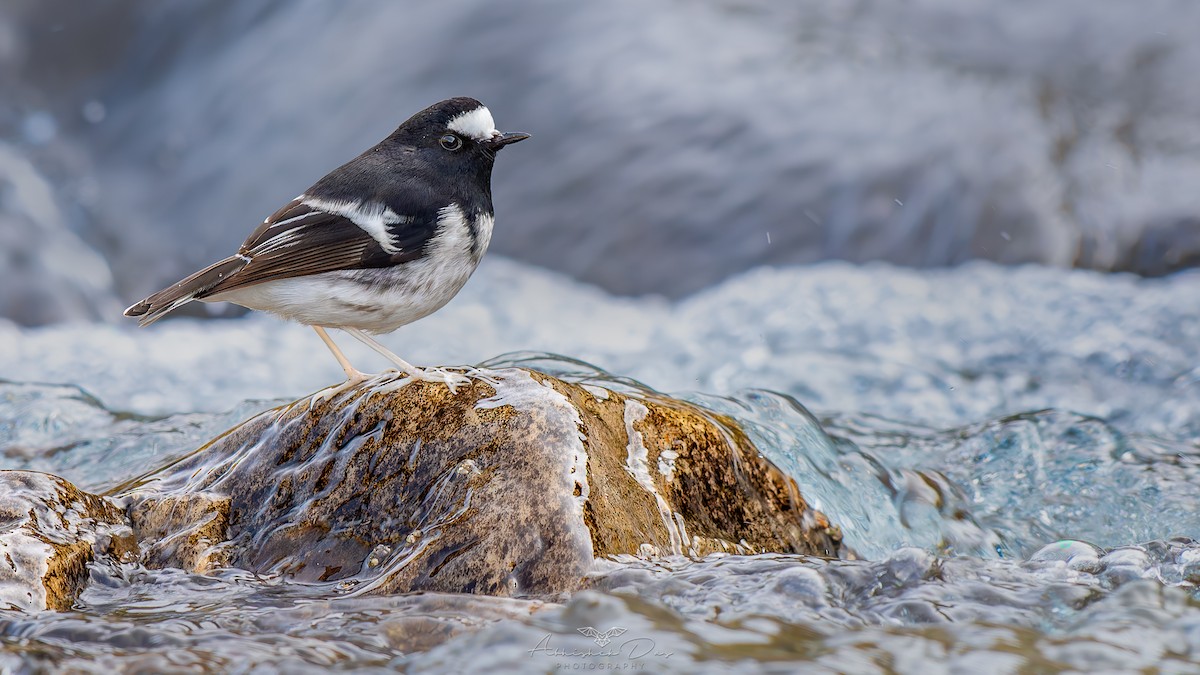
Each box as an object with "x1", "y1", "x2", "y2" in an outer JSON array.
[{"x1": 123, "y1": 256, "x2": 248, "y2": 326}]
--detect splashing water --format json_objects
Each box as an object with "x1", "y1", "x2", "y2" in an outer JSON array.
[{"x1": 2, "y1": 261, "x2": 1199, "y2": 671}]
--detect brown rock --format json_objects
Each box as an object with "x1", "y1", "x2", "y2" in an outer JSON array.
[
  {"x1": 0, "y1": 471, "x2": 135, "y2": 611},
  {"x1": 129, "y1": 368, "x2": 842, "y2": 596},
  {"x1": 127, "y1": 492, "x2": 232, "y2": 573}
]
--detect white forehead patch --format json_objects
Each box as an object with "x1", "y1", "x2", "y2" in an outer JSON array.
[{"x1": 446, "y1": 106, "x2": 497, "y2": 141}]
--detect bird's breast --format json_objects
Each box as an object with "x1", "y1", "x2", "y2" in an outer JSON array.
[{"x1": 426, "y1": 203, "x2": 493, "y2": 265}]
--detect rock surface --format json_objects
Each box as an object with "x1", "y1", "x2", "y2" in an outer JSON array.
[
  {"x1": 127, "y1": 492, "x2": 231, "y2": 573},
  {"x1": 0, "y1": 471, "x2": 135, "y2": 611},
  {"x1": 0, "y1": 367, "x2": 842, "y2": 610},
  {"x1": 126, "y1": 368, "x2": 843, "y2": 597}
]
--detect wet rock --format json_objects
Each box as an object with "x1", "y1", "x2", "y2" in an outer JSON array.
[
  {"x1": 128, "y1": 368, "x2": 842, "y2": 596},
  {"x1": 0, "y1": 471, "x2": 135, "y2": 611},
  {"x1": 127, "y1": 492, "x2": 231, "y2": 573}
]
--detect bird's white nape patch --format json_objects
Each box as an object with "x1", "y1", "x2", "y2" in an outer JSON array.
[
  {"x1": 301, "y1": 195, "x2": 412, "y2": 254},
  {"x1": 446, "y1": 106, "x2": 497, "y2": 141}
]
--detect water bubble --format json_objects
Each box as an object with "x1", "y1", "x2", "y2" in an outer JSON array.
[
  {"x1": 1029, "y1": 539, "x2": 1105, "y2": 571},
  {"x1": 82, "y1": 100, "x2": 107, "y2": 124},
  {"x1": 367, "y1": 544, "x2": 392, "y2": 568},
  {"x1": 21, "y1": 111, "x2": 57, "y2": 144}
]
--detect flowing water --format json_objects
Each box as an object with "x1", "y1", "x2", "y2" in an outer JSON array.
[{"x1": 2, "y1": 259, "x2": 1198, "y2": 672}]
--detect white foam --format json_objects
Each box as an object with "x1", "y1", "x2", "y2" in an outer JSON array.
[{"x1": 623, "y1": 399, "x2": 691, "y2": 556}]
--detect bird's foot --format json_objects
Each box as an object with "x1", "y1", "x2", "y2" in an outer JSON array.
[
  {"x1": 460, "y1": 366, "x2": 502, "y2": 387},
  {"x1": 310, "y1": 368, "x2": 375, "y2": 405},
  {"x1": 377, "y1": 366, "x2": 471, "y2": 394},
  {"x1": 410, "y1": 366, "x2": 472, "y2": 394}
]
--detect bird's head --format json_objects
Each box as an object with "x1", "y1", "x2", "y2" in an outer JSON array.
[{"x1": 386, "y1": 97, "x2": 529, "y2": 169}]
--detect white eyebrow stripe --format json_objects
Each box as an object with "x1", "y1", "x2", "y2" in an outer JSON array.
[
  {"x1": 301, "y1": 195, "x2": 413, "y2": 254},
  {"x1": 446, "y1": 106, "x2": 497, "y2": 141}
]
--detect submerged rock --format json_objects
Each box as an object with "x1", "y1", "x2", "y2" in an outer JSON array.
[
  {"x1": 126, "y1": 368, "x2": 842, "y2": 597},
  {"x1": 0, "y1": 471, "x2": 135, "y2": 611}
]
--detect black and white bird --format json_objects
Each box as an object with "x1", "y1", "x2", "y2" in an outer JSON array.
[{"x1": 124, "y1": 97, "x2": 529, "y2": 392}]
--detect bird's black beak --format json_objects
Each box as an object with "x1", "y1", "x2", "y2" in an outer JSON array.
[{"x1": 487, "y1": 131, "x2": 531, "y2": 149}]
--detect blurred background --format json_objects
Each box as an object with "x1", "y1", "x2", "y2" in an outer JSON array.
[{"x1": 1, "y1": 0, "x2": 1198, "y2": 326}]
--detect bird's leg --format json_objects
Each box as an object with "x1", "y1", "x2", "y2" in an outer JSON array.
[
  {"x1": 338, "y1": 327, "x2": 421, "y2": 376},
  {"x1": 340, "y1": 327, "x2": 470, "y2": 394},
  {"x1": 308, "y1": 326, "x2": 377, "y2": 404},
  {"x1": 312, "y1": 326, "x2": 372, "y2": 383}
]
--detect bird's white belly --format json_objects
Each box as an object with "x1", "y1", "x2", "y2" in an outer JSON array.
[
  {"x1": 208, "y1": 204, "x2": 491, "y2": 333},
  {"x1": 210, "y1": 251, "x2": 480, "y2": 334}
]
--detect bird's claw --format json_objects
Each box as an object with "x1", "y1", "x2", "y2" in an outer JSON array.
[
  {"x1": 341, "y1": 366, "x2": 478, "y2": 395},
  {"x1": 310, "y1": 370, "x2": 374, "y2": 406},
  {"x1": 379, "y1": 367, "x2": 471, "y2": 394},
  {"x1": 460, "y1": 366, "x2": 502, "y2": 387},
  {"x1": 412, "y1": 367, "x2": 470, "y2": 394}
]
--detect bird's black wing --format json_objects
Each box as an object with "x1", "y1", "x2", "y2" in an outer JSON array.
[
  {"x1": 124, "y1": 196, "x2": 438, "y2": 325},
  {"x1": 202, "y1": 198, "x2": 437, "y2": 296}
]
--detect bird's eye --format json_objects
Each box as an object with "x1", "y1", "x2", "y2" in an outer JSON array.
[{"x1": 439, "y1": 133, "x2": 463, "y2": 151}]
